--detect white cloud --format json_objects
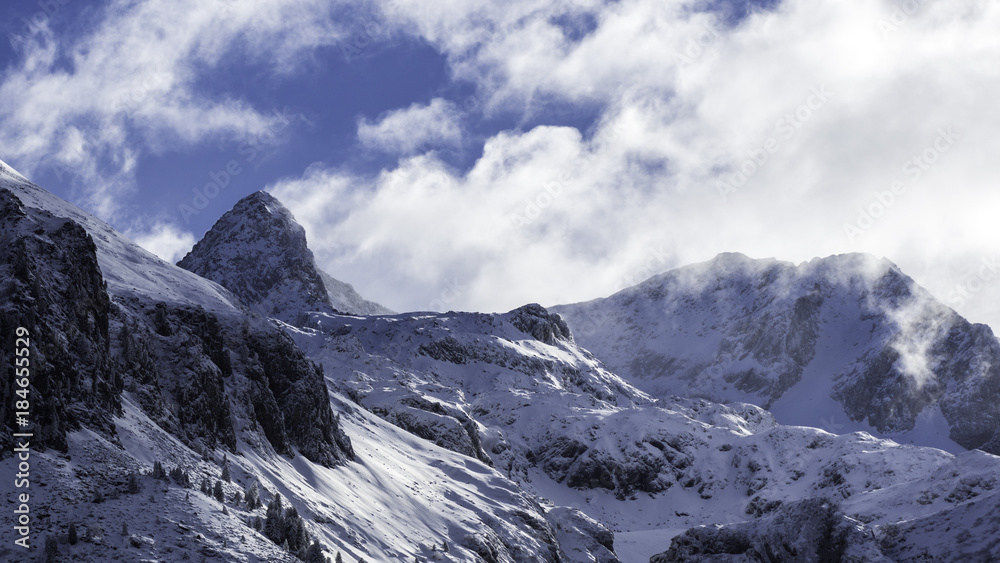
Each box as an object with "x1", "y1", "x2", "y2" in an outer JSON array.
[
  {"x1": 129, "y1": 222, "x2": 197, "y2": 264},
  {"x1": 270, "y1": 0, "x2": 1000, "y2": 332},
  {"x1": 357, "y1": 98, "x2": 463, "y2": 155},
  {"x1": 0, "y1": 0, "x2": 349, "y2": 219}
]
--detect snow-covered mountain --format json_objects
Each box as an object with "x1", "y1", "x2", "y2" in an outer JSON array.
[
  {"x1": 552, "y1": 252, "x2": 1000, "y2": 456},
  {"x1": 0, "y1": 161, "x2": 605, "y2": 562},
  {"x1": 4, "y1": 157, "x2": 1000, "y2": 563},
  {"x1": 277, "y1": 301, "x2": 1000, "y2": 562},
  {"x1": 178, "y1": 190, "x2": 392, "y2": 320}
]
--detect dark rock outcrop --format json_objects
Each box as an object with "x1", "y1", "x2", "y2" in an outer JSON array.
[
  {"x1": 0, "y1": 189, "x2": 121, "y2": 453},
  {"x1": 652, "y1": 498, "x2": 889, "y2": 562}
]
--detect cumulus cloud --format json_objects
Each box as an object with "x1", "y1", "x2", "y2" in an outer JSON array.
[
  {"x1": 129, "y1": 222, "x2": 198, "y2": 264},
  {"x1": 270, "y1": 0, "x2": 1000, "y2": 331},
  {"x1": 358, "y1": 98, "x2": 463, "y2": 155},
  {"x1": 0, "y1": 0, "x2": 348, "y2": 219}
]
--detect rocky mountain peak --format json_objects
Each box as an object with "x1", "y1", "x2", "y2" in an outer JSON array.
[
  {"x1": 508, "y1": 303, "x2": 573, "y2": 344},
  {"x1": 178, "y1": 191, "x2": 390, "y2": 321}
]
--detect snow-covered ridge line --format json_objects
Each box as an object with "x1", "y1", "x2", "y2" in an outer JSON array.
[{"x1": 0, "y1": 159, "x2": 243, "y2": 316}]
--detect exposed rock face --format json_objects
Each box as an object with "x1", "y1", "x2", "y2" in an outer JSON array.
[
  {"x1": 509, "y1": 303, "x2": 573, "y2": 345},
  {"x1": 0, "y1": 189, "x2": 120, "y2": 452},
  {"x1": 652, "y1": 498, "x2": 890, "y2": 563},
  {"x1": 113, "y1": 295, "x2": 354, "y2": 466},
  {"x1": 245, "y1": 327, "x2": 354, "y2": 464},
  {"x1": 178, "y1": 191, "x2": 391, "y2": 321}
]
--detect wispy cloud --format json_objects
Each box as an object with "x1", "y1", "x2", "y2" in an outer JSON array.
[{"x1": 357, "y1": 98, "x2": 463, "y2": 155}]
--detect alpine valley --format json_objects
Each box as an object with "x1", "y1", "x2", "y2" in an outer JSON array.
[{"x1": 2, "y1": 158, "x2": 999, "y2": 563}]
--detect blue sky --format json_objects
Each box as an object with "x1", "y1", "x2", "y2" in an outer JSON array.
[{"x1": 2, "y1": 0, "x2": 1000, "y2": 330}]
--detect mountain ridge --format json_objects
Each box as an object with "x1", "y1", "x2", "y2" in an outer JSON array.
[{"x1": 552, "y1": 251, "x2": 1000, "y2": 455}]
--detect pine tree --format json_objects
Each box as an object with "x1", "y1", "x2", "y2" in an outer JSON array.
[
  {"x1": 232, "y1": 490, "x2": 242, "y2": 505},
  {"x1": 284, "y1": 506, "x2": 307, "y2": 552},
  {"x1": 213, "y1": 480, "x2": 225, "y2": 502},
  {"x1": 68, "y1": 522, "x2": 78, "y2": 545},
  {"x1": 44, "y1": 535, "x2": 59, "y2": 562},
  {"x1": 122, "y1": 521, "x2": 129, "y2": 536},
  {"x1": 264, "y1": 494, "x2": 285, "y2": 544},
  {"x1": 201, "y1": 478, "x2": 211, "y2": 495},
  {"x1": 152, "y1": 461, "x2": 166, "y2": 480},
  {"x1": 127, "y1": 472, "x2": 141, "y2": 494},
  {"x1": 442, "y1": 540, "x2": 449, "y2": 553},
  {"x1": 335, "y1": 552, "x2": 344, "y2": 563},
  {"x1": 246, "y1": 481, "x2": 261, "y2": 510},
  {"x1": 221, "y1": 460, "x2": 231, "y2": 483},
  {"x1": 306, "y1": 541, "x2": 326, "y2": 563}
]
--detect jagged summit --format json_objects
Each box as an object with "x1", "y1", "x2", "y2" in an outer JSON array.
[{"x1": 178, "y1": 190, "x2": 391, "y2": 321}]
